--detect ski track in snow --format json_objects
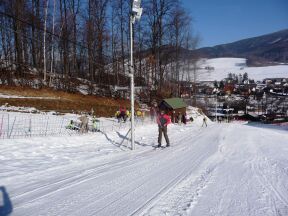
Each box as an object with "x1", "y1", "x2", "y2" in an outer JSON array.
[
  {"x1": 1, "y1": 119, "x2": 288, "y2": 216},
  {"x1": 186, "y1": 124, "x2": 288, "y2": 216},
  {"x1": 1, "y1": 123, "x2": 217, "y2": 216},
  {"x1": 250, "y1": 131, "x2": 288, "y2": 216},
  {"x1": 143, "y1": 124, "x2": 288, "y2": 216}
]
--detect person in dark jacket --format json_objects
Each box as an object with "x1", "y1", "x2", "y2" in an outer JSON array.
[
  {"x1": 182, "y1": 112, "x2": 187, "y2": 124},
  {"x1": 119, "y1": 107, "x2": 127, "y2": 122},
  {"x1": 156, "y1": 110, "x2": 171, "y2": 147},
  {"x1": 202, "y1": 116, "x2": 208, "y2": 127}
]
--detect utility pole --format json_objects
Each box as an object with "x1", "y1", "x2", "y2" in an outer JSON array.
[
  {"x1": 130, "y1": 16, "x2": 135, "y2": 150},
  {"x1": 130, "y1": 0, "x2": 143, "y2": 150}
]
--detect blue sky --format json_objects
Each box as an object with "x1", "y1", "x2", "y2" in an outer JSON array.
[{"x1": 182, "y1": 0, "x2": 288, "y2": 47}]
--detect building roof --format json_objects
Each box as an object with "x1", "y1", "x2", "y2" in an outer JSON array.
[
  {"x1": 162, "y1": 98, "x2": 187, "y2": 109},
  {"x1": 237, "y1": 113, "x2": 260, "y2": 121}
]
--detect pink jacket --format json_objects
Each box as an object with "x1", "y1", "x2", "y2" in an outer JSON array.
[{"x1": 157, "y1": 114, "x2": 171, "y2": 127}]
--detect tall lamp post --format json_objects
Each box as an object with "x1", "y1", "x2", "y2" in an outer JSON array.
[{"x1": 130, "y1": 0, "x2": 143, "y2": 150}]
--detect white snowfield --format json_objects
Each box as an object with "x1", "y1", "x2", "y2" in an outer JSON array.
[
  {"x1": 194, "y1": 58, "x2": 288, "y2": 81},
  {"x1": 0, "y1": 114, "x2": 288, "y2": 216}
]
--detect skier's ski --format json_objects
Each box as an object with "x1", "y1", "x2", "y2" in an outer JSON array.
[{"x1": 153, "y1": 146, "x2": 170, "y2": 150}]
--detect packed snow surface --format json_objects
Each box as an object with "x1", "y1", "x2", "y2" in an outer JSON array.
[
  {"x1": 194, "y1": 58, "x2": 288, "y2": 81},
  {"x1": 0, "y1": 93, "x2": 59, "y2": 100},
  {"x1": 0, "y1": 111, "x2": 288, "y2": 216}
]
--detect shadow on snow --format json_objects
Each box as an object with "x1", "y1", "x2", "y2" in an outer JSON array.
[{"x1": 0, "y1": 186, "x2": 13, "y2": 216}]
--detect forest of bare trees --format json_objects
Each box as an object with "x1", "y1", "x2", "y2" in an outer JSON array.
[{"x1": 0, "y1": 0, "x2": 199, "y2": 97}]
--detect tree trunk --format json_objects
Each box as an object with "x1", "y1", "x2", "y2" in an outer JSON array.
[
  {"x1": 43, "y1": 0, "x2": 49, "y2": 81},
  {"x1": 13, "y1": 0, "x2": 24, "y2": 77}
]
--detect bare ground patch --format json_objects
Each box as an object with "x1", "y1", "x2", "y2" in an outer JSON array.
[{"x1": 0, "y1": 85, "x2": 132, "y2": 116}]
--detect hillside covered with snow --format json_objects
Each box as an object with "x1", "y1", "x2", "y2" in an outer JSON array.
[{"x1": 193, "y1": 58, "x2": 288, "y2": 81}]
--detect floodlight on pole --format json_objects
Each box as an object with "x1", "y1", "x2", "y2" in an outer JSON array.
[
  {"x1": 130, "y1": 0, "x2": 142, "y2": 150},
  {"x1": 132, "y1": 0, "x2": 142, "y2": 17}
]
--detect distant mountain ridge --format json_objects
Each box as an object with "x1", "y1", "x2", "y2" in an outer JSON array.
[{"x1": 196, "y1": 29, "x2": 288, "y2": 66}]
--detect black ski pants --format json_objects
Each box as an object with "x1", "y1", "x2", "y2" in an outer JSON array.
[{"x1": 158, "y1": 126, "x2": 170, "y2": 147}]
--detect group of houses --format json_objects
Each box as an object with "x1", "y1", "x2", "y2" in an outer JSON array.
[
  {"x1": 153, "y1": 97, "x2": 284, "y2": 124},
  {"x1": 176, "y1": 77, "x2": 288, "y2": 98}
]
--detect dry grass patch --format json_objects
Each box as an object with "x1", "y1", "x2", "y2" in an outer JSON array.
[{"x1": 0, "y1": 85, "x2": 133, "y2": 117}]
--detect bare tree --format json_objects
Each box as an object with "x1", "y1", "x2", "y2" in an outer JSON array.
[
  {"x1": 49, "y1": 0, "x2": 56, "y2": 86},
  {"x1": 111, "y1": 0, "x2": 130, "y2": 85},
  {"x1": 67, "y1": 0, "x2": 80, "y2": 78},
  {"x1": 11, "y1": 0, "x2": 25, "y2": 76},
  {"x1": 0, "y1": 0, "x2": 198, "y2": 98},
  {"x1": 43, "y1": 0, "x2": 49, "y2": 81},
  {"x1": 95, "y1": 0, "x2": 109, "y2": 84},
  {"x1": 144, "y1": 0, "x2": 176, "y2": 90}
]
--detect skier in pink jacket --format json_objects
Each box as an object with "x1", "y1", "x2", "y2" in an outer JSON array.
[{"x1": 156, "y1": 110, "x2": 171, "y2": 148}]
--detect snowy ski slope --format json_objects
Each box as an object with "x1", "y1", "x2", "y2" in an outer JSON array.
[{"x1": 0, "y1": 111, "x2": 288, "y2": 216}]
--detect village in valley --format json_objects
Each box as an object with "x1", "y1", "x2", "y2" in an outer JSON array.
[{"x1": 178, "y1": 74, "x2": 288, "y2": 124}]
